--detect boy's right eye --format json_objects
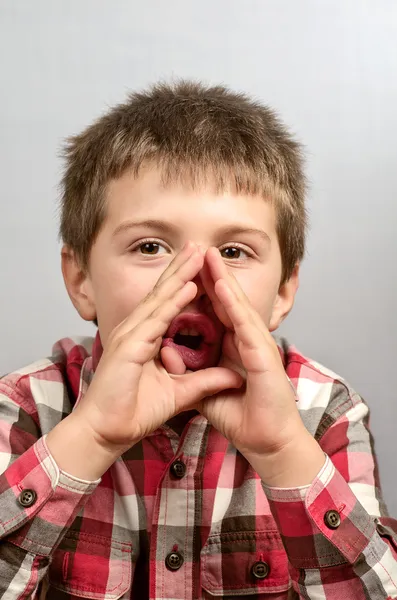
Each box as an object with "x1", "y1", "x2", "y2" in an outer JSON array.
[
  {"x1": 130, "y1": 239, "x2": 169, "y2": 255},
  {"x1": 140, "y1": 242, "x2": 161, "y2": 254}
]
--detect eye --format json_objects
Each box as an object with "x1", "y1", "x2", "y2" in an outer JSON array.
[
  {"x1": 131, "y1": 239, "x2": 169, "y2": 256},
  {"x1": 219, "y1": 245, "x2": 250, "y2": 260},
  {"x1": 140, "y1": 242, "x2": 164, "y2": 255}
]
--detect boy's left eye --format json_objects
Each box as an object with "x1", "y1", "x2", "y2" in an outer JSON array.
[{"x1": 220, "y1": 246, "x2": 249, "y2": 260}]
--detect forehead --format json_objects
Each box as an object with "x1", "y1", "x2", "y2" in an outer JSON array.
[{"x1": 104, "y1": 168, "x2": 277, "y2": 233}]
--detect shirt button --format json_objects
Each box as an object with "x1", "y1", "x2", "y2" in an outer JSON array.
[
  {"x1": 165, "y1": 551, "x2": 184, "y2": 571},
  {"x1": 17, "y1": 489, "x2": 37, "y2": 507},
  {"x1": 251, "y1": 560, "x2": 270, "y2": 579},
  {"x1": 324, "y1": 509, "x2": 341, "y2": 529},
  {"x1": 170, "y1": 460, "x2": 186, "y2": 479}
]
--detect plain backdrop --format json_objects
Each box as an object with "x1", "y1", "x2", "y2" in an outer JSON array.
[{"x1": 0, "y1": 1, "x2": 396, "y2": 513}]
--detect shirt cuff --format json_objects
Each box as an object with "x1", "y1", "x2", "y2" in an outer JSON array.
[
  {"x1": 263, "y1": 455, "x2": 376, "y2": 569},
  {"x1": 0, "y1": 436, "x2": 100, "y2": 555}
]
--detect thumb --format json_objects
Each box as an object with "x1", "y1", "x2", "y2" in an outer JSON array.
[{"x1": 174, "y1": 367, "x2": 243, "y2": 411}]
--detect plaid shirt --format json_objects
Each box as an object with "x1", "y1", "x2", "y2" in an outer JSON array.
[{"x1": 1, "y1": 335, "x2": 396, "y2": 600}]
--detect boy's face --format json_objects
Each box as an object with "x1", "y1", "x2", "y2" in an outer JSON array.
[{"x1": 63, "y1": 167, "x2": 299, "y2": 368}]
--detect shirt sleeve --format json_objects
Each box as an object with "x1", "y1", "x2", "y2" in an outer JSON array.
[
  {"x1": 0, "y1": 381, "x2": 100, "y2": 598},
  {"x1": 263, "y1": 389, "x2": 397, "y2": 600}
]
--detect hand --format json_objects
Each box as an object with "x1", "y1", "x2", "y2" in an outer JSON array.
[
  {"x1": 198, "y1": 248, "x2": 325, "y2": 487},
  {"x1": 47, "y1": 242, "x2": 242, "y2": 479}
]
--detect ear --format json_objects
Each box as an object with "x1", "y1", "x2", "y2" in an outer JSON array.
[
  {"x1": 269, "y1": 263, "x2": 300, "y2": 332},
  {"x1": 61, "y1": 245, "x2": 97, "y2": 321}
]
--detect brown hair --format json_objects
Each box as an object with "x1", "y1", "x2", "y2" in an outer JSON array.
[{"x1": 60, "y1": 80, "x2": 307, "y2": 283}]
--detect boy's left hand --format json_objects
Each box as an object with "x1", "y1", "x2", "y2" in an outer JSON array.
[{"x1": 197, "y1": 247, "x2": 325, "y2": 487}]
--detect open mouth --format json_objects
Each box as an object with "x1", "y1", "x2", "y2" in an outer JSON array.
[
  {"x1": 162, "y1": 313, "x2": 222, "y2": 370},
  {"x1": 173, "y1": 329, "x2": 204, "y2": 351}
]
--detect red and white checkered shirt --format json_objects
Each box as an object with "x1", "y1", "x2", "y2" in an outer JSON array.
[{"x1": 1, "y1": 334, "x2": 396, "y2": 599}]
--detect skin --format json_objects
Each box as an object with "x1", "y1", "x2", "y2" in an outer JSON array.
[{"x1": 47, "y1": 167, "x2": 325, "y2": 486}]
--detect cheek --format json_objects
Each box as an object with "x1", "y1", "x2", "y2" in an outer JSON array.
[
  {"x1": 94, "y1": 263, "x2": 166, "y2": 336},
  {"x1": 234, "y1": 271, "x2": 279, "y2": 324}
]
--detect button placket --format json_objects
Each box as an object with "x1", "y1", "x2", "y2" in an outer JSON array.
[
  {"x1": 153, "y1": 417, "x2": 210, "y2": 599},
  {"x1": 165, "y1": 551, "x2": 184, "y2": 571},
  {"x1": 170, "y1": 459, "x2": 187, "y2": 479}
]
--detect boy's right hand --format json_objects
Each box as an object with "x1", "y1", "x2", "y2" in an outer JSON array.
[{"x1": 47, "y1": 242, "x2": 242, "y2": 480}]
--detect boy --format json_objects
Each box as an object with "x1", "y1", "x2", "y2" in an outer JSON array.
[{"x1": 0, "y1": 81, "x2": 396, "y2": 600}]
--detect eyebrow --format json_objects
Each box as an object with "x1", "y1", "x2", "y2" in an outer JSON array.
[
  {"x1": 112, "y1": 220, "x2": 271, "y2": 244},
  {"x1": 112, "y1": 219, "x2": 180, "y2": 238},
  {"x1": 214, "y1": 226, "x2": 271, "y2": 245}
]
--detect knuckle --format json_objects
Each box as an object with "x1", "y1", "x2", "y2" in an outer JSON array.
[{"x1": 145, "y1": 287, "x2": 158, "y2": 302}]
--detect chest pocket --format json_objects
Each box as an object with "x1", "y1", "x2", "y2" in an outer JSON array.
[
  {"x1": 47, "y1": 531, "x2": 133, "y2": 599},
  {"x1": 201, "y1": 529, "x2": 291, "y2": 597}
]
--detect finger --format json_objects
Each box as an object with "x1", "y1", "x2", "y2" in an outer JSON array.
[
  {"x1": 174, "y1": 366, "x2": 243, "y2": 412},
  {"x1": 112, "y1": 247, "x2": 203, "y2": 342},
  {"x1": 215, "y1": 280, "x2": 281, "y2": 374},
  {"x1": 117, "y1": 281, "x2": 197, "y2": 365},
  {"x1": 200, "y1": 260, "x2": 233, "y2": 328},
  {"x1": 206, "y1": 247, "x2": 247, "y2": 303},
  {"x1": 141, "y1": 249, "x2": 204, "y2": 318},
  {"x1": 109, "y1": 242, "x2": 197, "y2": 343},
  {"x1": 205, "y1": 248, "x2": 252, "y2": 314},
  {"x1": 138, "y1": 247, "x2": 204, "y2": 316},
  {"x1": 155, "y1": 240, "x2": 197, "y2": 287},
  {"x1": 160, "y1": 345, "x2": 186, "y2": 375},
  {"x1": 206, "y1": 247, "x2": 265, "y2": 330},
  {"x1": 205, "y1": 247, "x2": 231, "y2": 283},
  {"x1": 221, "y1": 330, "x2": 242, "y2": 368},
  {"x1": 214, "y1": 279, "x2": 265, "y2": 351}
]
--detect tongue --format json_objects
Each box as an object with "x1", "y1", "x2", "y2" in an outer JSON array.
[
  {"x1": 162, "y1": 336, "x2": 216, "y2": 370},
  {"x1": 162, "y1": 313, "x2": 222, "y2": 370}
]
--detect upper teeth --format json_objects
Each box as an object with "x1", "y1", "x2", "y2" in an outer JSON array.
[{"x1": 178, "y1": 328, "x2": 201, "y2": 336}]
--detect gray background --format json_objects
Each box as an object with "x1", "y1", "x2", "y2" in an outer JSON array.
[{"x1": 0, "y1": 1, "x2": 396, "y2": 512}]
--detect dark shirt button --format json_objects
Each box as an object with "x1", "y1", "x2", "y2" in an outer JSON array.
[
  {"x1": 324, "y1": 509, "x2": 341, "y2": 529},
  {"x1": 170, "y1": 460, "x2": 186, "y2": 479},
  {"x1": 17, "y1": 489, "x2": 37, "y2": 508},
  {"x1": 165, "y1": 551, "x2": 184, "y2": 571},
  {"x1": 251, "y1": 560, "x2": 270, "y2": 579}
]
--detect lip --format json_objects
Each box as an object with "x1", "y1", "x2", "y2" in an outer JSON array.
[
  {"x1": 165, "y1": 312, "x2": 219, "y2": 344},
  {"x1": 162, "y1": 312, "x2": 223, "y2": 370}
]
